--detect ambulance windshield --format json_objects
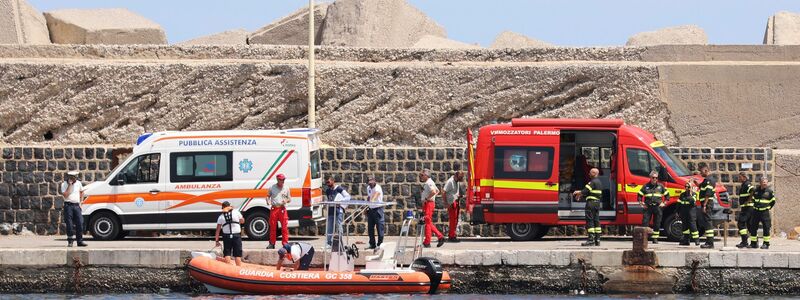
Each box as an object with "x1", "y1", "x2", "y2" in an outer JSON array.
[{"x1": 653, "y1": 146, "x2": 691, "y2": 177}]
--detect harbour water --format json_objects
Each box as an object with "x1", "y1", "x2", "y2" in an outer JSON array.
[{"x1": 2, "y1": 295, "x2": 800, "y2": 300}]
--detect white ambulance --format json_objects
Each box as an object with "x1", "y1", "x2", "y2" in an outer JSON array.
[{"x1": 80, "y1": 129, "x2": 325, "y2": 240}]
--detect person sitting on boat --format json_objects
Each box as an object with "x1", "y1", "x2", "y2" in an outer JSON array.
[
  {"x1": 215, "y1": 201, "x2": 244, "y2": 266},
  {"x1": 325, "y1": 175, "x2": 350, "y2": 246},
  {"x1": 276, "y1": 242, "x2": 315, "y2": 271}
]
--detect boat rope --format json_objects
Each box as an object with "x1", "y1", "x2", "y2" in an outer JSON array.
[
  {"x1": 72, "y1": 256, "x2": 83, "y2": 294},
  {"x1": 690, "y1": 259, "x2": 700, "y2": 293},
  {"x1": 578, "y1": 258, "x2": 587, "y2": 294}
]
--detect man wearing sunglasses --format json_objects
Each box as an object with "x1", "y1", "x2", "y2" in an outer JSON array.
[{"x1": 637, "y1": 170, "x2": 669, "y2": 244}]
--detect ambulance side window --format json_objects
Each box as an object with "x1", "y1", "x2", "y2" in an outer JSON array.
[
  {"x1": 310, "y1": 150, "x2": 321, "y2": 179},
  {"x1": 494, "y1": 147, "x2": 554, "y2": 180},
  {"x1": 170, "y1": 152, "x2": 233, "y2": 183},
  {"x1": 114, "y1": 153, "x2": 160, "y2": 185},
  {"x1": 626, "y1": 148, "x2": 663, "y2": 178}
]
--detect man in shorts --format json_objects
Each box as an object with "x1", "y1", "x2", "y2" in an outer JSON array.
[{"x1": 215, "y1": 201, "x2": 244, "y2": 266}]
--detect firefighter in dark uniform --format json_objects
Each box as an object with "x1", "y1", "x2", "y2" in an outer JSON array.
[
  {"x1": 637, "y1": 170, "x2": 669, "y2": 244},
  {"x1": 735, "y1": 172, "x2": 755, "y2": 248},
  {"x1": 697, "y1": 164, "x2": 716, "y2": 249},
  {"x1": 749, "y1": 177, "x2": 776, "y2": 249},
  {"x1": 573, "y1": 168, "x2": 602, "y2": 247},
  {"x1": 678, "y1": 178, "x2": 700, "y2": 246}
]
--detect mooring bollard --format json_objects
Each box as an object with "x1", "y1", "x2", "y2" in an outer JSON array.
[{"x1": 603, "y1": 226, "x2": 674, "y2": 294}]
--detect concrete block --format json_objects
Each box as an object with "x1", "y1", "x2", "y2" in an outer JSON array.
[
  {"x1": 454, "y1": 250, "x2": 481, "y2": 265},
  {"x1": 516, "y1": 250, "x2": 550, "y2": 266},
  {"x1": 0, "y1": 250, "x2": 66, "y2": 265},
  {"x1": 685, "y1": 252, "x2": 710, "y2": 268},
  {"x1": 482, "y1": 250, "x2": 502, "y2": 266},
  {"x1": 591, "y1": 251, "x2": 623, "y2": 267},
  {"x1": 737, "y1": 252, "x2": 764, "y2": 268},
  {"x1": 656, "y1": 251, "x2": 686, "y2": 267},
  {"x1": 427, "y1": 250, "x2": 455, "y2": 265},
  {"x1": 248, "y1": 4, "x2": 329, "y2": 45},
  {"x1": 490, "y1": 31, "x2": 555, "y2": 48},
  {"x1": 139, "y1": 250, "x2": 181, "y2": 267},
  {"x1": 627, "y1": 25, "x2": 707, "y2": 46},
  {"x1": 87, "y1": 249, "x2": 140, "y2": 266},
  {"x1": 0, "y1": 0, "x2": 51, "y2": 44},
  {"x1": 242, "y1": 250, "x2": 262, "y2": 264},
  {"x1": 789, "y1": 253, "x2": 800, "y2": 269},
  {"x1": 549, "y1": 251, "x2": 571, "y2": 266},
  {"x1": 179, "y1": 29, "x2": 247, "y2": 45},
  {"x1": 321, "y1": 0, "x2": 446, "y2": 47},
  {"x1": 570, "y1": 251, "x2": 593, "y2": 266},
  {"x1": 499, "y1": 250, "x2": 518, "y2": 266},
  {"x1": 709, "y1": 251, "x2": 737, "y2": 267},
  {"x1": 763, "y1": 252, "x2": 790, "y2": 268},
  {"x1": 44, "y1": 8, "x2": 167, "y2": 45}
]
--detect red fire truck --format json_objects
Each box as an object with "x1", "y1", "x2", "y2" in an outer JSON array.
[{"x1": 466, "y1": 119, "x2": 730, "y2": 241}]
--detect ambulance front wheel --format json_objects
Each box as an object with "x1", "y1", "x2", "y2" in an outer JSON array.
[
  {"x1": 506, "y1": 223, "x2": 546, "y2": 241},
  {"x1": 89, "y1": 211, "x2": 121, "y2": 241},
  {"x1": 245, "y1": 210, "x2": 270, "y2": 241}
]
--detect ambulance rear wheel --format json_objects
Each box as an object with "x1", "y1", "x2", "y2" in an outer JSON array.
[
  {"x1": 245, "y1": 211, "x2": 269, "y2": 241},
  {"x1": 506, "y1": 223, "x2": 544, "y2": 241},
  {"x1": 89, "y1": 211, "x2": 120, "y2": 241}
]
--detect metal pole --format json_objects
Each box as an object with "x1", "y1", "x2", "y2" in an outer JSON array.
[{"x1": 307, "y1": 0, "x2": 316, "y2": 129}]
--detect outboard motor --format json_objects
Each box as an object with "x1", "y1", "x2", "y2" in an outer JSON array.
[{"x1": 412, "y1": 257, "x2": 444, "y2": 294}]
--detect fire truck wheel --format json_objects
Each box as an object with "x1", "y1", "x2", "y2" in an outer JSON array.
[
  {"x1": 506, "y1": 223, "x2": 544, "y2": 241},
  {"x1": 663, "y1": 214, "x2": 684, "y2": 242}
]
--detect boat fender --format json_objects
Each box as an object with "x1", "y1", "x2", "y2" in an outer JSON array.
[{"x1": 412, "y1": 257, "x2": 444, "y2": 294}]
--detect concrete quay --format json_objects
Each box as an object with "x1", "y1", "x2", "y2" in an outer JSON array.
[{"x1": 1, "y1": 236, "x2": 799, "y2": 295}]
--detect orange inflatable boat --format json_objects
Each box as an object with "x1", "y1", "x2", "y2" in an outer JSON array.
[{"x1": 188, "y1": 254, "x2": 451, "y2": 295}]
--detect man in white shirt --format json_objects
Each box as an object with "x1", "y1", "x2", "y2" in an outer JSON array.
[
  {"x1": 61, "y1": 171, "x2": 87, "y2": 247},
  {"x1": 276, "y1": 242, "x2": 315, "y2": 271},
  {"x1": 266, "y1": 174, "x2": 291, "y2": 249},
  {"x1": 444, "y1": 168, "x2": 465, "y2": 242},
  {"x1": 420, "y1": 169, "x2": 445, "y2": 248},
  {"x1": 215, "y1": 201, "x2": 245, "y2": 266},
  {"x1": 366, "y1": 176, "x2": 385, "y2": 249}
]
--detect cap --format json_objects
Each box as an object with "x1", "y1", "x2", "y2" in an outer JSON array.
[
  {"x1": 276, "y1": 174, "x2": 286, "y2": 180},
  {"x1": 67, "y1": 171, "x2": 79, "y2": 176}
]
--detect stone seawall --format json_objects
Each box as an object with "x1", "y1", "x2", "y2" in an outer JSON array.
[
  {"x1": 0, "y1": 145, "x2": 777, "y2": 238},
  {"x1": 2, "y1": 248, "x2": 800, "y2": 294}
]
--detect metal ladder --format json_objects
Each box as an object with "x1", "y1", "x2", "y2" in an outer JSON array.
[{"x1": 395, "y1": 212, "x2": 425, "y2": 268}]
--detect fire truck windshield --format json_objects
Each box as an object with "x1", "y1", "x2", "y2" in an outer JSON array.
[{"x1": 653, "y1": 146, "x2": 691, "y2": 177}]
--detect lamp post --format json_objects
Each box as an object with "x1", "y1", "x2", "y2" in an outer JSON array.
[{"x1": 307, "y1": 0, "x2": 316, "y2": 129}]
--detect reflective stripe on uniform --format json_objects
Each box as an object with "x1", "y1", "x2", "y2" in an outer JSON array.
[{"x1": 705, "y1": 229, "x2": 714, "y2": 237}]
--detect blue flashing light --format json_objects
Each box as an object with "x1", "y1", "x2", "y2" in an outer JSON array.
[{"x1": 136, "y1": 133, "x2": 153, "y2": 145}]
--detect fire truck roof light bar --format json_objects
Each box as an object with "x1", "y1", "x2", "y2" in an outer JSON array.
[{"x1": 511, "y1": 118, "x2": 624, "y2": 128}]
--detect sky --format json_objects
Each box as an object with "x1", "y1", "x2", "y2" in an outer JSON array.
[{"x1": 28, "y1": 0, "x2": 800, "y2": 46}]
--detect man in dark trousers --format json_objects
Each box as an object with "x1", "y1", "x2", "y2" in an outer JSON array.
[
  {"x1": 61, "y1": 171, "x2": 87, "y2": 247},
  {"x1": 735, "y1": 172, "x2": 755, "y2": 248},
  {"x1": 749, "y1": 177, "x2": 776, "y2": 249},
  {"x1": 276, "y1": 242, "x2": 315, "y2": 271},
  {"x1": 678, "y1": 178, "x2": 700, "y2": 246},
  {"x1": 573, "y1": 168, "x2": 602, "y2": 246},
  {"x1": 697, "y1": 164, "x2": 716, "y2": 249},
  {"x1": 366, "y1": 176, "x2": 385, "y2": 250},
  {"x1": 637, "y1": 170, "x2": 669, "y2": 244}
]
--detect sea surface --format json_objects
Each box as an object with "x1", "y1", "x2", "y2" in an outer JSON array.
[{"x1": 2, "y1": 294, "x2": 800, "y2": 300}]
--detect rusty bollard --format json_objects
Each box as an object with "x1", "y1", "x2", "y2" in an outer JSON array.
[
  {"x1": 623, "y1": 226, "x2": 657, "y2": 266},
  {"x1": 603, "y1": 226, "x2": 674, "y2": 294}
]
